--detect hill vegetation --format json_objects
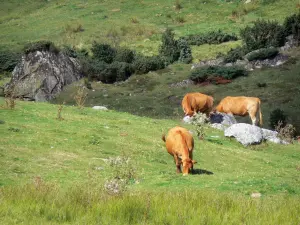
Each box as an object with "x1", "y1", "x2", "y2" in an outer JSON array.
[
  {"x1": 1, "y1": 99, "x2": 300, "y2": 224},
  {"x1": 1, "y1": 1, "x2": 300, "y2": 223}
]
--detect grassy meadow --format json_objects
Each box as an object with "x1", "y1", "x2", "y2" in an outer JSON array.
[
  {"x1": 1, "y1": 0, "x2": 300, "y2": 59},
  {"x1": 2, "y1": 0, "x2": 300, "y2": 224},
  {"x1": 1, "y1": 99, "x2": 300, "y2": 224}
]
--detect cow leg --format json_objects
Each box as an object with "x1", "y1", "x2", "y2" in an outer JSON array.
[
  {"x1": 173, "y1": 155, "x2": 181, "y2": 173},
  {"x1": 249, "y1": 113, "x2": 257, "y2": 126}
]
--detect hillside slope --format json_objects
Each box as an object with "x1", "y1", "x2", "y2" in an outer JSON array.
[
  {"x1": 1, "y1": 99, "x2": 299, "y2": 194},
  {"x1": 1, "y1": 0, "x2": 299, "y2": 56},
  {"x1": 53, "y1": 47, "x2": 300, "y2": 131}
]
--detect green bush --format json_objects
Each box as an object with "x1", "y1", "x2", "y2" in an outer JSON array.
[
  {"x1": 114, "y1": 48, "x2": 135, "y2": 63},
  {"x1": 159, "y1": 28, "x2": 180, "y2": 63},
  {"x1": 133, "y1": 55, "x2": 166, "y2": 75},
  {"x1": 283, "y1": 12, "x2": 300, "y2": 44},
  {"x1": 177, "y1": 38, "x2": 192, "y2": 64},
  {"x1": 103, "y1": 62, "x2": 134, "y2": 83},
  {"x1": 0, "y1": 49, "x2": 20, "y2": 73},
  {"x1": 223, "y1": 46, "x2": 246, "y2": 63},
  {"x1": 190, "y1": 66, "x2": 247, "y2": 83},
  {"x1": 269, "y1": 108, "x2": 287, "y2": 129},
  {"x1": 240, "y1": 19, "x2": 285, "y2": 51},
  {"x1": 81, "y1": 58, "x2": 107, "y2": 81},
  {"x1": 182, "y1": 30, "x2": 238, "y2": 46},
  {"x1": 246, "y1": 47, "x2": 279, "y2": 61},
  {"x1": 23, "y1": 41, "x2": 60, "y2": 54},
  {"x1": 91, "y1": 43, "x2": 116, "y2": 63}
]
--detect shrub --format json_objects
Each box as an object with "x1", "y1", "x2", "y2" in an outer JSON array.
[
  {"x1": 2, "y1": 85, "x2": 16, "y2": 110},
  {"x1": 74, "y1": 86, "x2": 88, "y2": 109},
  {"x1": 240, "y1": 19, "x2": 285, "y2": 51},
  {"x1": 114, "y1": 48, "x2": 135, "y2": 63},
  {"x1": 223, "y1": 46, "x2": 246, "y2": 63},
  {"x1": 283, "y1": 12, "x2": 300, "y2": 44},
  {"x1": 159, "y1": 28, "x2": 180, "y2": 63},
  {"x1": 269, "y1": 108, "x2": 287, "y2": 129},
  {"x1": 177, "y1": 38, "x2": 192, "y2": 64},
  {"x1": 0, "y1": 49, "x2": 20, "y2": 73},
  {"x1": 91, "y1": 43, "x2": 116, "y2": 63},
  {"x1": 191, "y1": 113, "x2": 209, "y2": 140},
  {"x1": 102, "y1": 62, "x2": 134, "y2": 83},
  {"x1": 23, "y1": 41, "x2": 60, "y2": 54},
  {"x1": 275, "y1": 122, "x2": 296, "y2": 143},
  {"x1": 81, "y1": 58, "x2": 107, "y2": 80},
  {"x1": 246, "y1": 47, "x2": 279, "y2": 61},
  {"x1": 104, "y1": 155, "x2": 137, "y2": 195},
  {"x1": 182, "y1": 30, "x2": 238, "y2": 46},
  {"x1": 190, "y1": 66, "x2": 247, "y2": 83},
  {"x1": 133, "y1": 55, "x2": 166, "y2": 75}
]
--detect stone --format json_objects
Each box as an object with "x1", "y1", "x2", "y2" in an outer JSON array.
[
  {"x1": 225, "y1": 123, "x2": 263, "y2": 146},
  {"x1": 4, "y1": 50, "x2": 82, "y2": 101},
  {"x1": 210, "y1": 112, "x2": 237, "y2": 126},
  {"x1": 92, "y1": 106, "x2": 108, "y2": 110}
]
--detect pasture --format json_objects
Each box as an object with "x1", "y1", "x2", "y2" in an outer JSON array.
[
  {"x1": 1, "y1": 99, "x2": 300, "y2": 224},
  {"x1": 1, "y1": 0, "x2": 300, "y2": 224}
]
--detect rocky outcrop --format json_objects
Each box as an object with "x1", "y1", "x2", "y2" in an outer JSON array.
[
  {"x1": 223, "y1": 123, "x2": 288, "y2": 146},
  {"x1": 224, "y1": 123, "x2": 263, "y2": 146},
  {"x1": 4, "y1": 51, "x2": 82, "y2": 101}
]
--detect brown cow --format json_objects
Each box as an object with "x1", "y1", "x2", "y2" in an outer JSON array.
[
  {"x1": 214, "y1": 96, "x2": 263, "y2": 126},
  {"x1": 162, "y1": 126, "x2": 197, "y2": 175},
  {"x1": 182, "y1": 92, "x2": 214, "y2": 117}
]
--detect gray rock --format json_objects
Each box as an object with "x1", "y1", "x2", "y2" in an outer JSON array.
[
  {"x1": 4, "y1": 50, "x2": 82, "y2": 101},
  {"x1": 210, "y1": 112, "x2": 237, "y2": 126},
  {"x1": 262, "y1": 128, "x2": 289, "y2": 144},
  {"x1": 92, "y1": 106, "x2": 108, "y2": 110},
  {"x1": 225, "y1": 123, "x2": 263, "y2": 146}
]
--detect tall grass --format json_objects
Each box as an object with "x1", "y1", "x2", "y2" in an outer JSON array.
[{"x1": 1, "y1": 182, "x2": 300, "y2": 225}]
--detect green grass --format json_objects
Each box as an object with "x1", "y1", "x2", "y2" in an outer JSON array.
[
  {"x1": 0, "y1": 0, "x2": 299, "y2": 55},
  {"x1": 1, "y1": 185, "x2": 300, "y2": 224},
  {"x1": 1, "y1": 99, "x2": 300, "y2": 224}
]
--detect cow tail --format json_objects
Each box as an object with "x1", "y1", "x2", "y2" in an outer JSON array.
[
  {"x1": 258, "y1": 100, "x2": 263, "y2": 127},
  {"x1": 162, "y1": 134, "x2": 166, "y2": 142}
]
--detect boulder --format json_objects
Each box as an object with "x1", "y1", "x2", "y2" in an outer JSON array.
[
  {"x1": 225, "y1": 123, "x2": 263, "y2": 146},
  {"x1": 262, "y1": 128, "x2": 288, "y2": 144},
  {"x1": 209, "y1": 112, "x2": 237, "y2": 130},
  {"x1": 92, "y1": 106, "x2": 108, "y2": 110},
  {"x1": 4, "y1": 50, "x2": 82, "y2": 101}
]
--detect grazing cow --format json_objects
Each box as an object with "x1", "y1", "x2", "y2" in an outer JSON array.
[
  {"x1": 162, "y1": 126, "x2": 197, "y2": 175},
  {"x1": 214, "y1": 96, "x2": 263, "y2": 126},
  {"x1": 182, "y1": 92, "x2": 214, "y2": 117}
]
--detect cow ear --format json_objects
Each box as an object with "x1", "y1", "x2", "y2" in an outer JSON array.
[{"x1": 192, "y1": 160, "x2": 197, "y2": 164}]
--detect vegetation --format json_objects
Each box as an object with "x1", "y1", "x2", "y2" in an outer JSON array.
[
  {"x1": 2, "y1": 1, "x2": 300, "y2": 223},
  {"x1": 182, "y1": 30, "x2": 238, "y2": 46},
  {"x1": 23, "y1": 41, "x2": 60, "y2": 55},
  {"x1": 190, "y1": 66, "x2": 247, "y2": 83},
  {"x1": 245, "y1": 47, "x2": 279, "y2": 61},
  {"x1": 223, "y1": 46, "x2": 246, "y2": 63},
  {"x1": 1, "y1": 99, "x2": 300, "y2": 223},
  {"x1": 269, "y1": 108, "x2": 288, "y2": 129},
  {"x1": 159, "y1": 28, "x2": 180, "y2": 63},
  {"x1": 283, "y1": 11, "x2": 300, "y2": 44},
  {"x1": 240, "y1": 19, "x2": 285, "y2": 51}
]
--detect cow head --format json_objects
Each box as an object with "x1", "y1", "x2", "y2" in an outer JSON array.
[{"x1": 182, "y1": 159, "x2": 197, "y2": 175}]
